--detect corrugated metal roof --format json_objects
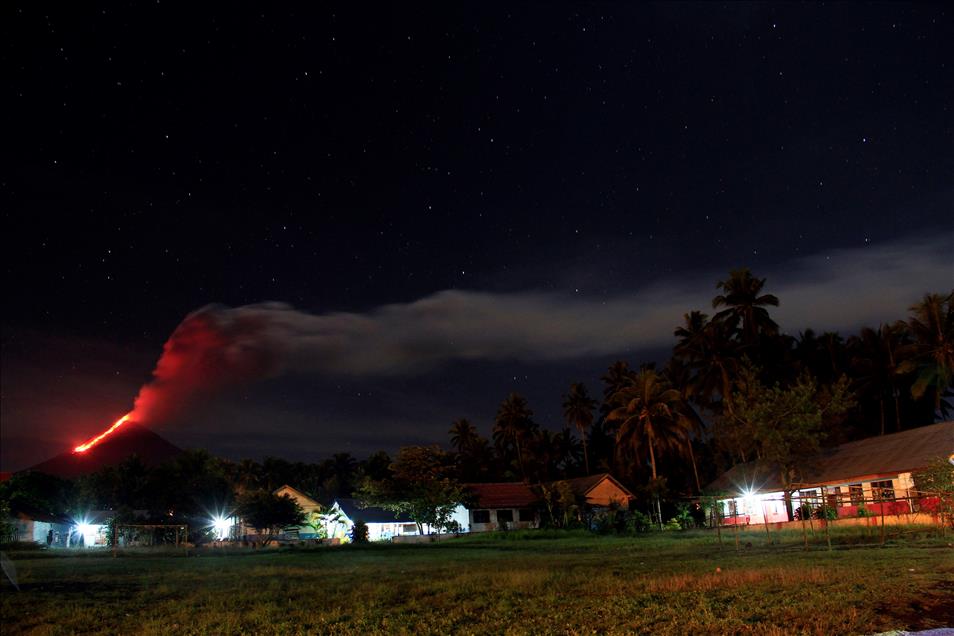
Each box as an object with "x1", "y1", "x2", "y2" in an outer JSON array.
[{"x1": 706, "y1": 421, "x2": 954, "y2": 494}]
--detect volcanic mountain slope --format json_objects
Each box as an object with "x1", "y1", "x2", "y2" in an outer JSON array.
[{"x1": 27, "y1": 423, "x2": 183, "y2": 479}]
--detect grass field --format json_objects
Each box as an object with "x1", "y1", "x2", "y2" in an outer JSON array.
[{"x1": 2, "y1": 527, "x2": 953, "y2": 635}]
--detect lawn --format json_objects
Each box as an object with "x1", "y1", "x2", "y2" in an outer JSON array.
[{"x1": 2, "y1": 527, "x2": 953, "y2": 635}]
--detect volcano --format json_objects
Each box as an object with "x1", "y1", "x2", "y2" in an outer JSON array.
[{"x1": 27, "y1": 422, "x2": 183, "y2": 479}]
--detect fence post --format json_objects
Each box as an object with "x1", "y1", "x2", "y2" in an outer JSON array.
[
  {"x1": 821, "y1": 486, "x2": 832, "y2": 552},
  {"x1": 800, "y1": 494, "x2": 808, "y2": 551},
  {"x1": 761, "y1": 500, "x2": 772, "y2": 546},
  {"x1": 713, "y1": 498, "x2": 723, "y2": 550},
  {"x1": 880, "y1": 492, "x2": 886, "y2": 545}
]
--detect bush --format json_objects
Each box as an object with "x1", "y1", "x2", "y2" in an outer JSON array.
[
  {"x1": 625, "y1": 510, "x2": 653, "y2": 534},
  {"x1": 671, "y1": 504, "x2": 694, "y2": 530},
  {"x1": 590, "y1": 510, "x2": 617, "y2": 535},
  {"x1": 349, "y1": 520, "x2": 369, "y2": 543},
  {"x1": 816, "y1": 505, "x2": 838, "y2": 520}
]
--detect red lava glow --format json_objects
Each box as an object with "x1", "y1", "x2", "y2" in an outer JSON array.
[{"x1": 73, "y1": 413, "x2": 133, "y2": 453}]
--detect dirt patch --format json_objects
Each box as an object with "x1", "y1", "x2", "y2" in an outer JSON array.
[{"x1": 878, "y1": 581, "x2": 954, "y2": 630}]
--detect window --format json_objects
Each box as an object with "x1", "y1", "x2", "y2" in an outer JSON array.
[
  {"x1": 800, "y1": 490, "x2": 818, "y2": 505},
  {"x1": 827, "y1": 487, "x2": 841, "y2": 508},
  {"x1": 519, "y1": 509, "x2": 535, "y2": 522},
  {"x1": 871, "y1": 480, "x2": 895, "y2": 502},
  {"x1": 849, "y1": 484, "x2": 864, "y2": 506},
  {"x1": 727, "y1": 500, "x2": 738, "y2": 518},
  {"x1": 402, "y1": 524, "x2": 417, "y2": 534},
  {"x1": 472, "y1": 510, "x2": 490, "y2": 524},
  {"x1": 496, "y1": 510, "x2": 514, "y2": 523}
]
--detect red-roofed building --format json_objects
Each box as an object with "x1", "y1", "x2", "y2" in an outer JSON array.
[
  {"x1": 457, "y1": 474, "x2": 634, "y2": 532},
  {"x1": 463, "y1": 482, "x2": 541, "y2": 531}
]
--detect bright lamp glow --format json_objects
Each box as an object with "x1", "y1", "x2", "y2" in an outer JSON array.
[
  {"x1": 211, "y1": 515, "x2": 231, "y2": 540},
  {"x1": 73, "y1": 520, "x2": 99, "y2": 547}
]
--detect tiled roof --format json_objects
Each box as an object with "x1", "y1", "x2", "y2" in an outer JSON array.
[
  {"x1": 466, "y1": 482, "x2": 540, "y2": 508},
  {"x1": 706, "y1": 420, "x2": 954, "y2": 494}
]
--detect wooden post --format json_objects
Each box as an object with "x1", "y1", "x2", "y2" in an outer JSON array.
[
  {"x1": 735, "y1": 518, "x2": 740, "y2": 552},
  {"x1": 821, "y1": 486, "x2": 832, "y2": 552},
  {"x1": 880, "y1": 492, "x2": 886, "y2": 545},
  {"x1": 761, "y1": 500, "x2": 772, "y2": 546},
  {"x1": 800, "y1": 494, "x2": 808, "y2": 551},
  {"x1": 714, "y1": 498, "x2": 723, "y2": 549}
]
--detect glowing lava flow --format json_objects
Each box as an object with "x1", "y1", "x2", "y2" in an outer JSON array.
[{"x1": 73, "y1": 413, "x2": 133, "y2": 453}]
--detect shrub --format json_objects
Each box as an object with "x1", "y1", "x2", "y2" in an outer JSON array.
[
  {"x1": 349, "y1": 520, "x2": 369, "y2": 543},
  {"x1": 671, "y1": 504, "x2": 694, "y2": 530},
  {"x1": 625, "y1": 510, "x2": 653, "y2": 534},
  {"x1": 815, "y1": 505, "x2": 837, "y2": 520},
  {"x1": 589, "y1": 510, "x2": 616, "y2": 535}
]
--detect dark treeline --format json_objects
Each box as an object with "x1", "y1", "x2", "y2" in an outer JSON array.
[{"x1": 2, "y1": 273, "x2": 951, "y2": 536}]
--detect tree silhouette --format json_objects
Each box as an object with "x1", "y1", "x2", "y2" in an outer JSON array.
[
  {"x1": 607, "y1": 370, "x2": 689, "y2": 482},
  {"x1": 562, "y1": 382, "x2": 597, "y2": 475},
  {"x1": 849, "y1": 323, "x2": 908, "y2": 434},
  {"x1": 899, "y1": 291, "x2": 954, "y2": 417},
  {"x1": 712, "y1": 268, "x2": 780, "y2": 347},
  {"x1": 493, "y1": 393, "x2": 535, "y2": 480}
]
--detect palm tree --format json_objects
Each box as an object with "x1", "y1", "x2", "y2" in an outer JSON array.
[
  {"x1": 673, "y1": 310, "x2": 710, "y2": 361},
  {"x1": 600, "y1": 360, "x2": 636, "y2": 416},
  {"x1": 493, "y1": 393, "x2": 535, "y2": 480},
  {"x1": 606, "y1": 370, "x2": 689, "y2": 482},
  {"x1": 899, "y1": 291, "x2": 954, "y2": 416},
  {"x1": 449, "y1": 418, "x2": 478, "y2": 454},
  {"x1": 662, "y1": 358, "x2": 705, "y2": 493},
  {"x1": 849, "y1": 323, "x2": 908, "y2": 434},
  {"x1": 562, "y1": 383, "x2": 597, "y2": 475},
  {"x1": 674, "y1": 312, "x2": 741, "y2": 414},
  {"x1": 712, "y1": 268, "x2": 780, "y2": 347}
]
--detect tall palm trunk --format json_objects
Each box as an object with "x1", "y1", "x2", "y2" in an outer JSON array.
[
  {"x1": 892, "y1": 388, "x2": 902, "y2": 432},
  {"x1": 878, "y1": 397, "x2": 885, "y2": 436},
  {"x1": 514, "y1": 434, "x2": 526, "y2": 480},
  {"x1": 687, "y1": 439, "x2": 701, "y2": 493},
  {"x1": 648, "y1": 434, "x2": 658, "y2": 481},
  {"x1": 648, "y1": 440, "x2": 664, "y2": 529},
  {"x1": 579, "y1": 426, "x2": 590, "y2": 475}
]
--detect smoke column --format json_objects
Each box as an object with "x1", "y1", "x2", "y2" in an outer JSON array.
[{"x1": 123, "y1": 233, "x2": 951, "y2": 427}]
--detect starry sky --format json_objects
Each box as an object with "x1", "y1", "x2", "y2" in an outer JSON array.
[{"x1": 3, "y1": 3, "x2": 952, "y2": 471}]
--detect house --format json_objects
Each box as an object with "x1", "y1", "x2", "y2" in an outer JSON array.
[
  {"x1": 8, "y1": 509, "x2": 71, "y2": 546},
  {"x1": 559, "y1": 473, "x2": 634, "y2": 508},
  {"x1": 707, "y1": 420, "x2": 954, "y2": 525},
  {"x1": 461, "y1": 482, "x2": 541, "y2": 532},
  {"x1": 324, "y1": 498, "x2": 422, "y2": 542},
  {"x1": 272, "y1": 484, "x2": 324, "y2": 539},
  {"x1": 458, "y1": 474, "x2": 635, "y2": 532}
]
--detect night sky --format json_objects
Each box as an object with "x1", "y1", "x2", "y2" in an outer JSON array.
[{"x1": 3, "y1": 3, "x2": 952, "y2": 471}]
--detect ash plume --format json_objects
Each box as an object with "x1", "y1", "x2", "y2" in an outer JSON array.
[{"x1": 128, "y1": 233, "x2": 951, "y2": 427}]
